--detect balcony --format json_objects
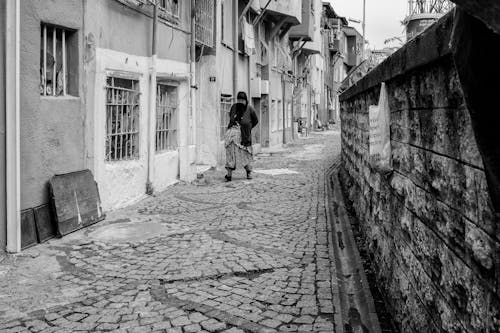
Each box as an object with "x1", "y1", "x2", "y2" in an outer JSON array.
[
  {"x1": 301, "y1": 0, "x2": 321, "y2": 54},
  {"x1": 289, "y1": 0, "x2": 314, "y2": 41},
  {"x1": 259, "y1": 0, "x2": 301, "y2": 25}
]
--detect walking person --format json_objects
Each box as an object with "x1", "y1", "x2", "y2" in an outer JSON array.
[{"x1": 224, "y1": 91, "x2": 259, "y2": 181}]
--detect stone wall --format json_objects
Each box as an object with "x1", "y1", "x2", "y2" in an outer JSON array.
[{"x1": 339, "y1": 13, "x2": 499, "y2": 333}]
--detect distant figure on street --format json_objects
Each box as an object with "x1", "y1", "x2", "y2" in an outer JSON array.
[{"x1": 224, "y1": 91, "x2": 259, "y2": 182}]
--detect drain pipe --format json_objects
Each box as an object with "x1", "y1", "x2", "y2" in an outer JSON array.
[
  {"x1": 190, "y1": 0, "x2": 196, "y2": 175},
  {"x1": 5, "y1": 0, "x2": 21, "y2": 253},
  {"x1": 233, "y1": 0, "x2": 238, "y2": 97},
  {"x1": 281, "y1": 70, "x2": 286, "y2": 145},
  {"x1": 146, "y1": 1, "x2": 158, "y2": 195}
]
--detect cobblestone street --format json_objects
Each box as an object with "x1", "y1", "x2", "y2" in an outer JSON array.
[{"x1": 0, "y1": 129, "x2": 343, "y2": 333}]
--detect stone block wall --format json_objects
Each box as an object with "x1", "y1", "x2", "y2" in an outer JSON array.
[{"x1": 339, "y1": 13, "x2": 499, "y2": 333}]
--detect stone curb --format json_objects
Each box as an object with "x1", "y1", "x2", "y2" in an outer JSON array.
[{"x1": 325, "y1": 160, "x2": 382, "y2": 333}]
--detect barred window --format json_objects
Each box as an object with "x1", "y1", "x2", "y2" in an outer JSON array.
[
  {"x1": 220, "y1": 95, "x2": 233, "y2": 140},
  {"x1": 156, "y1": 83, "x2": 178, "y2": 152},
  {"x1": 195, "y1": 0, "x2": 215, "y2": 48},
  {"x1": 40, "y1": 24, "x2": 77, "y2": 96},
  {"x1": 106, "y1": 77, "x2": 140, "y2": 161}
]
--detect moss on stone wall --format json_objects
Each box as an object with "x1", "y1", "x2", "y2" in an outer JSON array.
[{"x1": 340, "y1": 50, "x2": 499, "y2": 333}]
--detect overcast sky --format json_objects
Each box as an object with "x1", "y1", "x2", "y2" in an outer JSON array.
[{"x1": 328, "y1": 0, "x2": 408, "y2": 49}]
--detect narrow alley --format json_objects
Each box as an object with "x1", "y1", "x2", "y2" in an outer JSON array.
[
  {"x1": 2, "y1": 0, "x2": 500, "y2": 332},
  {"x1": 0, "y1": 128, "x2": 371, "y2": 333}
]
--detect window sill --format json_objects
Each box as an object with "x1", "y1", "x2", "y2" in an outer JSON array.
[
  {"x1": 155, "y1": 149, "x2": 179, "y2": 155},
  {"x1": 40, "y1": 95, "x2": 80, "y2": 101}
]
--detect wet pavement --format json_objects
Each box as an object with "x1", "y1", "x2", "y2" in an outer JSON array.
[{"x1": 0, "y1": 128, "x2": 345, "y2": 333}]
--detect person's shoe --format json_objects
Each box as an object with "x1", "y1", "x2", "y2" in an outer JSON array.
[{"x1": 224, "y1": 175, "x2": 232, "y2": 182}]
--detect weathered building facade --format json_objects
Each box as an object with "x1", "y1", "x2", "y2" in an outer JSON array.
[
  {"x1": 196, "y1": 0, "x2": 302, "y2": 169},
  {"x1": 0, "y1": 0, "x2": 310, "y2": 252},
  {"x1": 1, "y1": 0, "x2": 198, "y2": 252}
]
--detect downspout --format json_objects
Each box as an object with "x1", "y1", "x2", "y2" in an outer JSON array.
[
  {"x1": 5, "y1": 0, "x2": 20, "y2": 253},
  {"x1": 281, "y1": 70, "x2": 286, "y2": 145},
  {"x1": 191, "y1": 0, "x2": 196, "y2": 166},
  {"x1": 233, "y1": 0, "x2": 238, "y2": 97},
  {"x1": 146, "y1": 1, "x2": 158, "y2": 195}
]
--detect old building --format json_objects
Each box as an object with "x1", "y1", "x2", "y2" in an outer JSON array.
[
  {"x1": 289, "y1": 0, "x2": 321, "y2": 133},
  {"x1": 0, "y1": 0, "x2": 340, "y2": 253},
  {"x1": 0, "y1": 0, "x2": 308, "y2": 253},
  {"x1": 290, "y1": 1, "x2": 356, "y2": 131},
  {"x1": 196, "y1": 0, "x2": 302, "y2": 169},
  {"x1": 1, "y1": 0, "x2": 199, "y2": 252}
]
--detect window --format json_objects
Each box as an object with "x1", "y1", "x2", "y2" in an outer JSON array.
[
  {"x1": 158, "y1": 0, "x2": 179, "y2": 18},
  {"x1": 221, "y1": 0, "x2": 233, "y2": 47},
  {"x1": 220, "y1": 95, "x2": 233, "y2": 140},
  {"x1": 105, "y1": 77, "x2": 140, "y2": 161},
  {"x1": 156, "y1": 83, "x2": 178, "y2": 152},
  {"x1": 195, "y1": 0, "x2": 215, "y2": 48},
  {"x1": 40, "y1": 24, "x2": 77, "y2": 97}
]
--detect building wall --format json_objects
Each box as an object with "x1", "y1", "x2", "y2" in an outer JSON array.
[
  {"x1": 339, "y1": 15, "x2": 499, "y2": 333},
  {"x1": 20, "y1": 0, "x2": 86, "y2": 210},
  {"x1": 196, "y1": 54, "x2": 219, "y2": 166},
  {"x1": 84, "y1": 1, "x2": 192, "y2": 210},
  {"x1": 0, "y1": 0, "x2": 6, "y2": 250},
  {"x1": 91, "y1": 0, "x2": 190, "y2": 62}
]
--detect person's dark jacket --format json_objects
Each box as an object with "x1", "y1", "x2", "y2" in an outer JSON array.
[{"x1": 228, "y1": 103, "x2": 259, "y2": 147}]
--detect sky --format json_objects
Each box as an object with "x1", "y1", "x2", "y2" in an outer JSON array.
[{"x1": 328, "y1": 0, "x2": 408, "y2": 49}]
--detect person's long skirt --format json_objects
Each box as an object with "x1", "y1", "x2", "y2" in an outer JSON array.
[{"x1": 224, "y1": 126, "x2": 253, "y2": 170}]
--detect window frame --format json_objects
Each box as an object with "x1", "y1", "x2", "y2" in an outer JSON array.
[
  {"x1": 40, "y1": 23, "x2": 77, "y2": 97},
  {"x1": 155, "y1": 82, "x2": 179, "y2": 153},
  {"x1": 158, "y1": 0, "x2": 180, "y2": 19},
  {"x1": 105, "y1": 76, "x2": 141, "y2": 162}
]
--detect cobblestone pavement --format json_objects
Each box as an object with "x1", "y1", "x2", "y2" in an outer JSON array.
[{"x1": 0, "y1": 129, "x2": 341, "y2": 333}]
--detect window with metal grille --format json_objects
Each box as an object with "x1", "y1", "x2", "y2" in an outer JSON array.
[
  {"x1": 158, "y1": 0, "x2": 179, "y2": 17},
  {"x1": 105, "y1": 77, "x2": 140, "y2": 162},
  {"x1": 195, "y1": 0, "x2": 215, "y2": 48},
  {"x1": 220, "y1": 95, "x2": 233, "y2": 140},
  {"x1": 40, "y1": 24, "x2": 77, "y2": 97},
  {"x1": 156, "y1": 83, "x2": 178, "y2": 152}
]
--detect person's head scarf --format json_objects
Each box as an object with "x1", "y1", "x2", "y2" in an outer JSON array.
[{"x1": 235, "y1": 91, "x2": 248, "y2": 123}]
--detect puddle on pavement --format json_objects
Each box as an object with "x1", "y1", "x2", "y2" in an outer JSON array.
[
  {"x1": 88, "y1": 222, "x2": 169, "y2": 242},
  {"x1": 253, "y1": 168, "x2": 300, "y2": 175}
]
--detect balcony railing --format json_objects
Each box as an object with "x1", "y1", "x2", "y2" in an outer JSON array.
[{"x1": 195, "y1": 0, "x2": 215, "y2": 48}]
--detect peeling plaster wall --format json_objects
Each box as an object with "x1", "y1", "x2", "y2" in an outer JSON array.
[
  {"x1": 0, "y1": 0, "x2": 6, "y2": 250},
  {"x1": 20, "y1": 0, "x2": 85, "y2": 210},
  {"x1": 92, "y1": 48, "x2": 189, "y2": 210},
  {"x1": 339, "y1": 14, "x2": 499, "y2": 333},
  {"x1": 87, "y1": 0, "x2": 190, "y2": 62}
]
